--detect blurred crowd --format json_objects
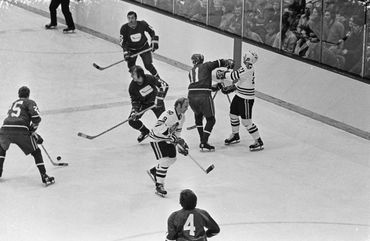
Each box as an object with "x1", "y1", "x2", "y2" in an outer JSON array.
[{"x1": 136, "y1": 0, "x2": 369, "y2": 76}]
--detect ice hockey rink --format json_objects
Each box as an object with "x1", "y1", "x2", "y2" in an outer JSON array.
[{"x1": 1, "y1": 4, "x2": 370, "y2": 241}]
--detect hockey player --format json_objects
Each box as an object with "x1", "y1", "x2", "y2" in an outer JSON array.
[
  {"x1": 147, "y1": 97, "x2": 189, "y2": 197},
  {"x1": 0, "y1": 86, "x2": 55, "y2": 186},
  {"x1": 129, "y1": 65, "x2": 168, "y2": 143},
  {"x1": 120, "y1": 11, "x2": 168, "y2": 92},
  {"x1": 166, "y1": 189, "x2": 220, "y2": 241},
  {"x1": 216, "y1": 50, "x2": 264, "y2": 151},
  {"x1": 188, "y1": 53, "x2": 234, "y2": 151}
]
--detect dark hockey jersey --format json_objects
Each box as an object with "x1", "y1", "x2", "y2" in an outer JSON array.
[
  {"x1": 166, "y1": 208, "x2": 220, "y2": 241},
  {"x1": 2, "y1": 98, "x2": 41, "y2": 131},
  {"x1": 120, "y1": 21, "x2": 155, "y2": 52},
  {"x1": 188, "y1": 60, "x2": 229, "y2": 93},
  {"x1": 129, "y1": 74, "x2": 162, "y2": 110}
]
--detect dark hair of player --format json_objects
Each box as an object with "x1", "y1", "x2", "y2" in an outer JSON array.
[
  {"x1": 130, "y1": 65, "x2": 145, "y2": 79},
  {"x1": 127, "y1": 11, "x2": 137, "y2": 19},
  {"x1": 180, "y1": 189, "x2": 197, "y2": 210},
  {"x1": 191, "y1": 54, "x2": 204, "y2": 65},
  {"x1": 18, "y1": 86, "x2": 30, "y2": 98},
  {"x1": 174, "y1": 97, "x2": 188, "y2": 108}
]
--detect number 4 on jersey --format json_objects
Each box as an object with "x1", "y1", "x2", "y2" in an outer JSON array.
[{"x1": 184, "y1": 214, "x2": 196, "y2": 236}]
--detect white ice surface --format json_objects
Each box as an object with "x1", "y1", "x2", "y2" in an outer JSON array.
[{"x1": 0, "y1": 5, "x2": 369, "y2": 241}]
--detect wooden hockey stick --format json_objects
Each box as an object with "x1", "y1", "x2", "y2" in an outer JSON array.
[
  {"x1": 40, "y1": 144, "x2": 69, "y2": 166},
  {"x1": 186, "y1": 91, "x2": 219, "y2": 130},
  {"x1": 187, "y1": 153, "x2": 215, "y2": 174},
  {"x1": 77, "y1": 104, "x2": 156, "y2": 140},
  {"x1": 93, "y1": 47, "x2": 153, "y2": 71}
]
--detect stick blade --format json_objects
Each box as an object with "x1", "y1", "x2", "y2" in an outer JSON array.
[
  {"x1": 77, "y1": 132, "x2": 94, "y2": 139},
  {"x1": 206, "y1": 164, "x2": 215, "y2": 174},
  {"x1": 92, "y1": 63, "x2": 103, "y2": 70}
]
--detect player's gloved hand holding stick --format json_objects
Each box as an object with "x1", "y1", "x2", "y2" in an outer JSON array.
[
  {"x1": 77, "y1": 104, "x2": 156, "y2": 140},
  {"x1": 93, "y1": 47, "x2": 153, "y2": 71}
]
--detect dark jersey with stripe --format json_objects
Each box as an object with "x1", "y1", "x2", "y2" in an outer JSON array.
[
  {"x1": 129, "y1": 74, "x2": 161, "y2": 109},
  {"x1": 166, "y1": 208, "x2": 220, "y2": 241},
  {"x1": 2, "y1": 98, "x2": 41, "y2": 130},
  {"x1": 188, "y1": 60, "x2": 229, "y2": 93},
  {"x1": 120, "y1": 21, "x2": 155, "y2": 52}
]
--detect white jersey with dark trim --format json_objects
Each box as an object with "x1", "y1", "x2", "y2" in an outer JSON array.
[
  {"x1": 224, "y1": 63, "x2": 255, "y2": 99},
  {"x1": 149, "y1": 109, "x2": 185, "y2": 142}
]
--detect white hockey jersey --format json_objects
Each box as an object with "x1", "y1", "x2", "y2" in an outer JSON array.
[
  {"x1": 149, "y1": 109, "x2": 185, "y2": 142},
  {"x1": 222, "y1": 63, "x2": 255, "y2": 99}
]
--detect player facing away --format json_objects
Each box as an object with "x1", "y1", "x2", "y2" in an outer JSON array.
[
  {"x1": 128, "y1": 65, "x2": 168, "y2": 143},
  {"x1": 188, "y1": 54, "x2": 234, "y2": 152},
  {"x1": 216, "y1": 50, "x2": 264, "y2": 151},
  {"x1": 0, "y1": 86, "x2": 55, "y2": 186},
  {"x1": 147, "y1": 97, "x2": 190, "y2": 197},
  {"x1": 166, "y1": 189, "x2": 220, "y2": 241}
]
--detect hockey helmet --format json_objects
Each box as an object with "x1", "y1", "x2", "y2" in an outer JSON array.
[
  {"x1": 191, "y1": 54, "x2": 204, "y2": 65},
  {"x1": 243, "y1": 50, "x2": 258, "y2": 65}
]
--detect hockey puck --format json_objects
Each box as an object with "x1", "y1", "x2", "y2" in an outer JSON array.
[{"x1": 57, "y1": 156, "x2": 61, "y2": 161}]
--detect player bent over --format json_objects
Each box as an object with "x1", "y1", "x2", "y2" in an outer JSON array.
[
  {"x1": 166, "y1": 189, "x2": 220, "y2": 241},
  {"x1": 0, "y1": 86, "x2": 55, "y2": 186},
  {"x1": 147, "y1": 97, "x2": 189, "y2": 197},
  {"x1": 216, "y1": 50, "x2": 264, "y2": 151},
  {"x1": 128, "y1": 65, "x2": 168, "y2": 143},
  {"x1": 188, "y1": 54, "x2": 234, "y2": 152}
]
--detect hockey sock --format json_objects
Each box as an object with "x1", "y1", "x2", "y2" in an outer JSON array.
[
  {"x1": 139, "y1": 124, "x2": 149, "y2": 134},
  {"x1": 202, "y1": 116, "x2": 215, "y2": 143},
  {"x1": 230, "y1": 114, "x2": 240, "y2": 134},
  {"x1": 247, "y1": 124, "x2": 260, "y2": 140},
  {"x1": 195, "y1": 114, "x2": 203, "y2": 142},
  {"x1": 155, "y1": 165, "x2": 168, "y2": 184},
  {"x1": 31, "y1": 148, "x2": 46, "y2": 175},
  {"x1": 129, "y1": 119, "x2": 144, "y2": 130},
  {"x1": 0, "y1": 147, "x2": 6, "y2": 177}
]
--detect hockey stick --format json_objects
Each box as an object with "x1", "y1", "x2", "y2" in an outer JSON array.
[
  {"x1": 187, "y1": 153, "x2": 215, "y2": 174},
  {"x1": 186, "y1": 91, "x2": 219, "y2": 130},
  {"x1": 40, "y1": 144, "x2": 69, "y2": 166},
  {"x1": 93, "y1": 47, "x2": 153, "y2": 71},
  {"x1": 77, "y1": 104, "x2": 156, "y2": 140}
]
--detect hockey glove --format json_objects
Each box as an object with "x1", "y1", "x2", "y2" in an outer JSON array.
[
  {"x1": 176, "y1": 138, "x2": 189, "y2": 156},
  {"x1": 151, "y1": 35, "x2": 159, "y2": 52},
  {"x1": 123, "y1": 51, "x2": 131, "y2": 61},
  {"x1": 29, "y1": 123, "x2": 38, "y2": 133},
  {"x1": 216, "y1": 70, "x2": 228, "y2": 79},
  {"x1": 31, "y1": 133, "x2": 44, "y2": 145},
  {"x1": 211, "y1": 82, "x2": 223, "y2": 92},
  {"x1": 129, "y1": 108, "x2": 141, "y2": 120},
  {"x1": 225, "y1": 59, "x2": 235, "y2": 69},
  {"x1": 221, "y1": 84, "x2": 237, "y2": 94}
]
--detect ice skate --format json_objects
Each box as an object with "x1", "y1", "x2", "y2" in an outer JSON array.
[
  {"x1": 137, "y1": 129, "x2": 149, "y2": 143},
  {"x1": 63, "y1": 27, "x2": 75, "y2": 34},
  {"x1": 41, "y1": 174, "x2": 55, "y2": 186},
  {"x1": 224, "y1": 133, "x2": 240, "y2": 145},
  {"x1": 199, "y1": 142, "x2": 215, "y2": 152},
  {"x1": 146, "y1": 167, "x2": 157, "y2": 183},
  {"x1": 249, "y1": 138, "x2": 264, "y2": 151},
  {"x1": 155, "y1": 183, "x2": 167, "y2": 197},
  {"x1": 45, "y1": 23, "x2": 57, "y2": 29}
]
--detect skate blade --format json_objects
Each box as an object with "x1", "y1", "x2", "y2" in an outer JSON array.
[
  {"x1": 146, "y1": 170, "x2": 156, "y2": 184},
  {"x1": 200, "y1": 148, "x2": 215, "y2": 152},
  {"x1": 138, "y1": 134, "x2": 149, "y2": 143},
  {"x1": 250, "y1": 146, "x2": 264, "y2": 152},
  {"x1": 225, "y1": 140, "x2": 240, "y2": 145},
  {"x1": 43, "y1": 181, "x2": 55, "y2": 187},
  {"x1": 63, "y1": 30, "x2": 75, "y2": 34},
  {"x1": 155, "y1": 191, "x2": 166, "y2": 198}
]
